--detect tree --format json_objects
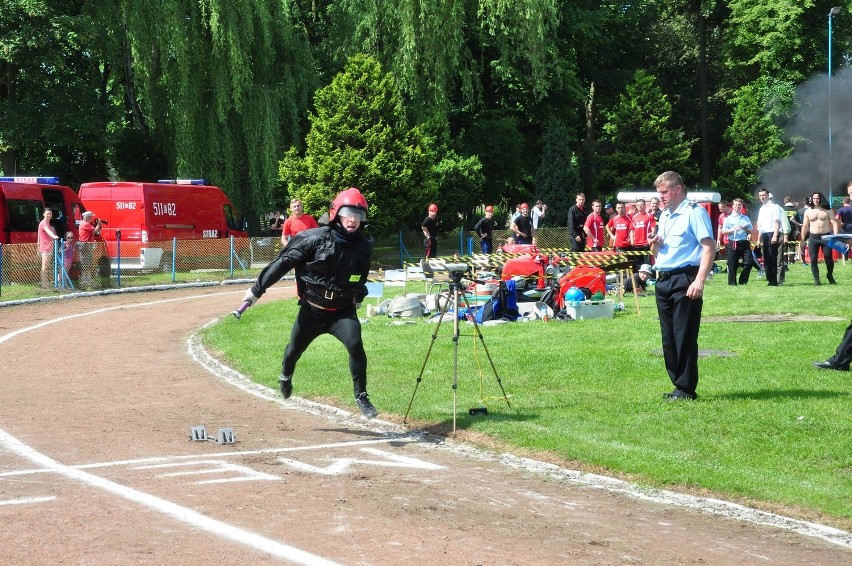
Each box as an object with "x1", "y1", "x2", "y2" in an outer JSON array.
[
  {"x1": 0, "y1": 1, "x2": 111, "y2": 183},
  {"x1": 278, "y1": 54, "x2": 436, "y2": 236},
  {"x1": 122, "y1": 0, "x2": 314, "y2": 224},
  {"x1": 715, "y1": 78, "x2": 791, "y2": 199},
  {"x1": 597, "y1": 70, "x2": 696, "y2": 191},
  {"x1": 535, "y1": 117, "x2": 580, "y2": 225}
]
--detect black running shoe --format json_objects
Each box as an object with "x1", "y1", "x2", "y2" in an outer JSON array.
[
  {"x1": 278, "y1": 374, "x2": 293, "y2": 399},
  {"x1": 354, "y1": 392, "x2": 378, "y2": 419}
]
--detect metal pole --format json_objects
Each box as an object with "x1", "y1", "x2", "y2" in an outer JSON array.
[
  {"x1": 829, "y1": 12, "x2": 834, "y2": 204},
  {"x1": 829, "y1": 7, "x2": 842, "y2": 206}
]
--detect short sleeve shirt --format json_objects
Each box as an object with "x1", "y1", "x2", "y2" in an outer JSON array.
[
  {"x1": 654, "y1": 199, "x2": 713, "y2": 270},
  {"x1": 283, "y1": 215, "x2": 318, "y2": 239}
]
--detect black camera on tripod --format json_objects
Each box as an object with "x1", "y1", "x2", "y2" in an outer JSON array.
[{"x1": 444, "y1": 262, "x2": 470, "y2": 284}]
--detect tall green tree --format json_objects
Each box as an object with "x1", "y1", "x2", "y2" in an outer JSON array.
[
  {"x1": 597, "y1": 70, "x2": 696, "y2": 190},
  {"x1": 535, "y1": 117, "x2": 580, "y2": 225},
  {"x1": 122, "y1": 0, "x2": 314, "y2": 221},
  {"x1": 715, "y1": 78, "x2": 794, "y2": 199},
  {"x1": 278, "y1": 54, "x2": 436, "y2": 236},
  {"x1": 0, "y1": 1, "x2": 111, "y2": 183}
]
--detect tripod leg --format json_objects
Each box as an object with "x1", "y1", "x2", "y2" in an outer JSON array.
[
  {"x1": 452, "y1": 284, "x2": 460, "y2": 434},
  {"x1": 459, "y1": 292, "x2": 512, "y2": 409},
  {"x1": 403, "y1": 289, "x2": 452, "y2": 423}
]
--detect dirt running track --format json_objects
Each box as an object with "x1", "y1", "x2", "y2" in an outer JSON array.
[{"x1": 0, "y1": 284, "x2": 850, "y2": 565}]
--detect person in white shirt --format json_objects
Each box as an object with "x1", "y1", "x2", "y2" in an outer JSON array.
[{"x1": 756, "y1": 188, "x2": 782, "y2": 286}]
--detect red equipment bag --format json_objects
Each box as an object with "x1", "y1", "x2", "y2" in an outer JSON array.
[{"x1": 557, "y1": 267, "x2": 606, "y2": 308}]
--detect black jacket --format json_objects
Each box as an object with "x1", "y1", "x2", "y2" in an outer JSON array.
[{"x1": 251, "y1": 224, "x2": 372, "y2": 309}]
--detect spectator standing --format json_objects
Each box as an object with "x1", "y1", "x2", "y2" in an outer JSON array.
[
  {"x1": 834, "y1": 197, "x2": 852, "y2": 234},
  {"x1": 77, "y1": 211, "x2": 102, "y2": 288},
  {"x1": 269, "y1": 210, "x2": 285, "y2": 237},
  {"x1": 649, "y1": 197, "x2": 662, "y2": 224},
  {"x1": 716, "y1": 201, "x2": 730, "y2": 250},
  {"x1": 241, "y1": 187, "x2": 378, "y2": 418},
  {"x1": 583, "y1": 200, "x2": 605, "y2": 251},
  {"x1": 37, "y1": 209, "x2": 60, "y2": 288},
  {"x1": 567, "y1": 193, "x2": 588, "y2": 252},
  {"x1": 474, "y1": 205, "x2": 498, "y2": 253},
  {"x1": 800, "y1": 191, "x2": 838, "y2": 285},
  {"x1": 602, "y1": 202, "x2": 615, "y2": 224},
  {"x1": 606, "y1": 203, "x2": 632, "y2": 252},
  {"x1": 281, "y1": 199, "x2": 318, "y2": 246},
  {"x1": 422, "y1": 203, "x2": 439, "y2": 258},
  {"x1": 756, "y1": 188, "x2": 782, "y2": 286},
  {"x1": 62, "y1": 231, "x2": 75, "y2": 276},
  {"x1": 650, "y1": 171, "x2": 715, "y2": 401},
  {"x1": 813, "y1": 319, "x2": 852, "y2": 371},
  {"x1": 770, "y1": 194, "x2": 791, "y2": 285},
  {"x1": 531, "y1": 200, "x2": 547, "y2": 245},
  {"x1": 630, "y1": 198, "x2": 656, "y2": 272},
  {"x1": 511, "y1": 203, "x2": 534, "y2": 245},
  {"x1": 720, "y1": 199, "x2": 754, "y2": 286}
]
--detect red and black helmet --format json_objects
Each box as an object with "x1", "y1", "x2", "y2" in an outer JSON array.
[{"x1": 329, "y1": 187, "x2": 369, "y2": 223}]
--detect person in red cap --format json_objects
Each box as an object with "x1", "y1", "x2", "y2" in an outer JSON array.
[
  {"x1": 241, "y1": 187, "x2": 378, "y2": 419},
  {"x1": 510, "y1": 203, "x2": 533, "y2": 245},
  {"x1": 422, "y1": 203, "x2": 439, "y2": 258},
  {"x1": 474, "y1": 205, "x2": 498, "y2": 253}
]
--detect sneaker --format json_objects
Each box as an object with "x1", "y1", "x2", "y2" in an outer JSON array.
[
  {"x1": 354, "y1": 392, "x2": 378, "y2": 419},
  {"x1": 278, "y1": 374, "x2": 293, "y2": 399}
]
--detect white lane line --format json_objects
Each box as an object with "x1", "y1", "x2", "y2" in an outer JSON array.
[
  {"x1": 0, "y1": 428, "x2": 341, "y2": 566},
  {"x1": 0, "y1": 288, "x2": 342, "y2": 565},
  {"x1": 0, "y1": 290, "x2": 243, "y2": 346},
  {"x1": 0, "y1": 496, "x2": 56, "y2": 506}
]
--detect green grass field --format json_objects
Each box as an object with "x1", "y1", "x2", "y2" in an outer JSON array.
[{"x1": 201, "y1": 260, "x2": 852, "y2": 530}]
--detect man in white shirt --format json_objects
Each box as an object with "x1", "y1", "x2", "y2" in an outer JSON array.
[{"x1": 756, "y1": 188, "x2": 781, "y2": 286}]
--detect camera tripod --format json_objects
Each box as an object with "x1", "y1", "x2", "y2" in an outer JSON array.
[{"x1": 403, "y1": 268, "x2": 511, "y2": 434}]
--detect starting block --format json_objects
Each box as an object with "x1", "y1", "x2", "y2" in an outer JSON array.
[{"x1": 189, "y1": 425, "x2": 236, "y2": 444}]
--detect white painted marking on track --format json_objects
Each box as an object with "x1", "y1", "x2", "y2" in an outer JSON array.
[
  {"x1": 278, "y1": 447, "x2": 444, "y2": 476},
  {"x1": 0, "y1": 496, "x2": 56, "y2": 506},
  {"x1": 132, "y1": 460, "x2": 281, "y2": 485},
  {"x1": 0, "y1": 429, "x2": 341, "y2": 566},
  {"x1": 0, "y1": 288, "x2": 343, "y2": 565}
]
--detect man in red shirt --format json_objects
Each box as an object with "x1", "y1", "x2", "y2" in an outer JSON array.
[
  {"x1": 583, "y1": 199, "x2": 606, "y2": 251},
  {"x1": 606, "y1": 202, "x2": 632, "y2": 252},
  {"x1": 630, "y1": 198, "x2": 656, "y2": 271},
  {"x1": 77, "y1": 211, "x2": 102, "y2": 287},
  {"x1": 281, "y1": 198, "x2": 319, "y2": 246},
  {"x1": 716, "y1": 201, "x2": 730, "y2": 249}
]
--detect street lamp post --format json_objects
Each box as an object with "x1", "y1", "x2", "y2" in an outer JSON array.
[{"x1": 829, "y1": 7, "x2": 841, "y2": 206}]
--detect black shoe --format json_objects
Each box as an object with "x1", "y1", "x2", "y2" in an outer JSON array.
[
  {"x1": 827, "y1": 275, "x2": 836, "y2": 285},
  {"x1": 814, "y1": 279, "x2": 821, "y2": 286},
  {"x1": 278, "y1": 374, "x2": 293, "y2": 399},
  {"x1": 663, "y1": 389, "x2": 697, "y2": 401},
  {"x1": 355, "y1": 392, "x2": 378, "y2": 418},
  {"x1": 812, "y1": 361, "x2": 848, "y2": 371}
]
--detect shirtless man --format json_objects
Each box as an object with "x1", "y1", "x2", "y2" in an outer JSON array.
[{"x1": 800, "y1": 191, "x2": 838, "y2": 285}]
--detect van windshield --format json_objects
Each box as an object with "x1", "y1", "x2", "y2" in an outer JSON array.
[
  {"x1": 6, "y1": 199, "x2": 41, "y2": 231},
  {"x1": 224, "y1": 204, "x2": 242, "y2": 231}
]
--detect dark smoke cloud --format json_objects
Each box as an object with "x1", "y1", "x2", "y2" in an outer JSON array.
[{"x1": 757, "y1": 67, "x2": 852, "y2": 205}]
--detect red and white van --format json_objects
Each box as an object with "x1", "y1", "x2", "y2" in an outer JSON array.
[
  {"x1": 0, "y1": 176, "x2": 86, "y2": 244},
  {"x1": 78, "y1": 179, "x2": 248, "y2": 267}
]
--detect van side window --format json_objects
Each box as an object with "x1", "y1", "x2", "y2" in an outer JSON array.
[{"x1": 7, "y1": 199, "x2": 41, "y2": 231}]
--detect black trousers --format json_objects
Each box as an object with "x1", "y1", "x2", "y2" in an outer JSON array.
[
  {"x1": 282, "y1": 302, "x2": 367, "y2": 396},
  {"x1": 760, "y1": 233, "x2": 781, "y2": 285},
  {"x1": 632, "y1": 244, "x2": 650, "y2": 273},
  {"x1": 655, "y1": 270, "x2": 703, "y2": 396},
  {"x1": 807, "y1": 235, "x2": 834, "y2": 282},
  {"x1": 828, "y1": 319, "x2": 852, "y2": 370},
  {"x1": 725, "y1": 240, "x2": 750, "y2": 285}
]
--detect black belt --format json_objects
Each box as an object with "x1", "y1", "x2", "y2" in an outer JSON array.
[{"x1": 655, "y1": 265, "x2": 698, "y2": 281}]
